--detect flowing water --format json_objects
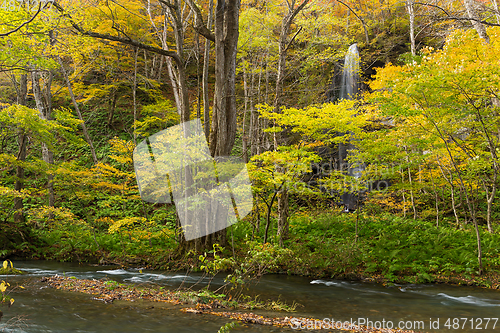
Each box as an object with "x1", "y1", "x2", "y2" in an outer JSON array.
[
  {"x1": 339, "y1": 44, "x2": 360, "y2": 101},
  {"x1": 1, "y1": 261, "x2": 500, "y2": 332}
]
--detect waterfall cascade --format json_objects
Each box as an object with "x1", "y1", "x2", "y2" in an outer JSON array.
[
  {"x1": 338, "y1": 43, "x2": 363, "y2": 212},
  {"x1": 339, "y1": 44, "x2": 360, "y2": 100},
  {"x1": 316, "y1": 44, "x2": 365, "y2": 211}
]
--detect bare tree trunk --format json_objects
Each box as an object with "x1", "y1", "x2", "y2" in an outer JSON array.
[
  {"x1": 493, "y1": 0, "x2": 500, "y2": 24},
  {"x1": 143, "y1": 50, "x2": 148, "y2": 79},
  {"x1": 164, "y1": 2, "x2": 191, "y2": 122},
  {"x1": 406, "y1": 0, "x2": 416, "y2": 56},
  {"x1": 242, "y1": 62, "x2": 249, "y2": 163},
  {"x1": 209, "y1": 0, "x2": 241, "y2": 157},
  {"x1": 14, "y1": 74, "x2": 28, "y2": 223},
  {"x1": 400, "y1": 169, "x2": 407, "y2": 217},
  {"x1": 108, "y1": 90, "x2": 117, "y2": 127},
  {"x1": 203, "y1": 0, "x2": 214, "y2": 140},
  {"x1": 32, "y1": 69, "x2": 55, "y2": 208},
  {"x1": 437, "y1": 158, "x2": 461, "y2": 227},
  {"x1": 58, "y1": 58, "x2": 98, "y2": 164},
  {"x1": 251, "y1": 55, "x2": 263, "y2": 156},
  {"x1": 133, "y1": 47, "x2": 139, "y2": 144},
  {"x1": 196, "y1": 33, "x2": 202, "y2": 120},
  {"x1": 463, "y1": 0, "x2": 490, "y2": 43},
  {"x1": 483, "y1": 181, "x2": 496, "y2": 233},
  {"x1": 249, "y1": 58, "x2": 257, "y2": 158},
  {"x1": 408, "y1": 166, "x2": 417, "y2": 219},
  {"x1": 403, "y1": 147, "x2": 417, "y2": 219},
  {"x1": 428, "y1": 163, "x2": 439, "y2": 227},
  {"x1": 273, "y1": 0, "x2": 309, "y2": 244},
  {"x1": 150, "y1": 3, "x2": 190, "y2": 122},
  {"x1": 277, "y1": 189, "x2": 289, "y2": 246}
]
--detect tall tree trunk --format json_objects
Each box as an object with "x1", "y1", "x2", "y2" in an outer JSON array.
[
  {"x1": 277, "y1": 189, "x2": 289, "y2": 246},
  {"x1": 242, "y1": 63, "x2": 249, "y2": 163},
  {"x1": 437, "y1": 158, "x2": 461, "y2": 228},
  {"x1": 196, "y1": 33, "x2": 202, "y2": 120},
  {"x1": 203, "y1": 0, "x2": 214, "y2": 141},
  {"x1": 58, "y1": 57, "x2": 98, "y2": 164},
  {"x1": 14, "y1": 74, "x2": 28, "y2": 223},
  {"x1": 209, "y1": 0, "x2": 241, "y2": 157},
  {"x1": 493, "y1": 0, "x2": 500, "y2": 24},
  {"x1": 108, "y1": 90, "x2": 117, "y2": 127},
  {"x1": 164, "y1": 2, "x2": 191, "y2": 123},
  {"x1": 273, "y1": 0, "x2": 309, "y2": 244},
  {"x1": 428, "y1": 163, "x2": 439, "y2": 227},
  {"x1": 32, "y1": 69, "x2": 55, "y2": 208},
  {"x1": 133, "y1": 47, "x2": 139, "y2": 144},
  {"x1": 406, "y1": 0, "x2": 416, "y2": 56}
]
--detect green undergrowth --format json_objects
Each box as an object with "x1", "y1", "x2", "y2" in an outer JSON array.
[
  {"x1": 283, "y1": 212, "x2": 500, "y2": 287},
  {"x1": 19, "y1": 210, "x2": 500, "y2": 289},
  {"x1": 28, "y1": 217, "x2": 177, "y2": 265}
]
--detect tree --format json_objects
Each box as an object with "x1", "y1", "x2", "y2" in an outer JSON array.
[
  {"x1": 369, "y1": 27, "x2": 500, "y2": 274},
  {"x1": 255, "y1": 99, "x2": 371, "y2": 245},
  {"x1": 0, "y1": 104, "x2": 83, "y2": 250}
]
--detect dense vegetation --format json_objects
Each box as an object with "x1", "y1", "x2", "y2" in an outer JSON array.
[{"x1": 1, "y1": 0, "x2": 500, "y2": 288}]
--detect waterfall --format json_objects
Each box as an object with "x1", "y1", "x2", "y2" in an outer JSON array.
[
  {"x1": 339, "y1": 44, "x2": 360, "y2": 100},
  {"x1": 339, "y1": 44, "x2": 362, "y2": 212}
]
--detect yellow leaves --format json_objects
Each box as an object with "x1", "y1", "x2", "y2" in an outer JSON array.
[
  {"x1": 95, "y1": 217, "x2": 114, "y2": 226},
  {"x1": 0, "y1": 281, "x2": 7, "y2": 293},
  {"x1": 108, "y1": 217, "x2": 147, "y2": 234},
  {"x1": 0, "y1": 186, "x2": 26, "y2": 199},
  {"x1": 259, "y1": 100, "x2": 370, "y2": 144},
  {"x1": 108, "y1": 137, "x2": 135, "y2": 166},
  {"x1": 28, "y1": 206, "x2": 86, "y2": 229},
  {"x1": 93, "y1": 162, "x2": 131, "y2": 180},
  {"x1": 109, "y1": 154, "x2": 132, "y2": 165}
]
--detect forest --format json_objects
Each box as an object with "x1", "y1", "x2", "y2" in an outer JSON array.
[{"x1": 2, "y1": 0, "x2": 500, "y2": 298}]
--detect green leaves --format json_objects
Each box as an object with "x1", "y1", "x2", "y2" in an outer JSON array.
[
  {"x1": 0, "y1": 104, "x2": 83, "y2": 151},
  {"x1": 258, "y1": 100, "x2": 370, "y2": 144}
]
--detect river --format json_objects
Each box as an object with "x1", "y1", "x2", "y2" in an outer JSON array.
[{"x1": 1, "y1": 261, "x2": 499, "y2": 332}]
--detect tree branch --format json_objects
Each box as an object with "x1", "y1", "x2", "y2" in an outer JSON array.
[
  {"x1": 432, "y1": 15, "x2": 500, "y2": 27},
  {"x1": 183, "y1": 0, "x2": 215, "y2": 42},
  {"x1": 287, "y1": 0, "x2": 309, "y2": 26},
  {"x1": 413, "y1": 2, "x2": 451, "y2": 16},
  {"x1": 52, "y1": 1, "x2": 182, "y2": 65},
  {"x1": 337, "y1": 0, "x2": 369, "y2": 43},
  {"x1": 283, "y1": 26, "x2": 302, "y2": 53},
  {"x1": 0, "y1": 3, "x2": 42, "y2": 37}
]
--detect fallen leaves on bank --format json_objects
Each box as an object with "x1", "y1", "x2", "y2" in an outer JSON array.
[
  {"x1": 41, "y1": 275, "x2": 187, "y2": 304},
  {"x1": 42, "y1": 276, "x2": 419, "y2": 333},
  {"x1": 182, "y1": 305, "x2": 419, "y2": 333}
]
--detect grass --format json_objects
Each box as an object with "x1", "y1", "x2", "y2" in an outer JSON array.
[{"x1": 281, "y1": 211, "x2": 500, "y2": 287}]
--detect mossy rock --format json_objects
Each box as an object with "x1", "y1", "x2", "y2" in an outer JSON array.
[{"x1": 0, "y1": 267, "x2": 25, "y2": 275}]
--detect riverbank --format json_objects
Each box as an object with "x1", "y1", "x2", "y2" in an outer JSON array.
[
  {"x1": 279, "y1": 213, "x2": 500, "y2": 289},
  {"x1": 9, "y1": 212, "x2": 500, "y2": 290}
]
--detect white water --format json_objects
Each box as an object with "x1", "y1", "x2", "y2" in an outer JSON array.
[
  {"x1": 339, "y1": 43, "x2": 360, "y2": 100},
  {"x1": 2, "y1": 262, "x2": 500, "y2": 332}
]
